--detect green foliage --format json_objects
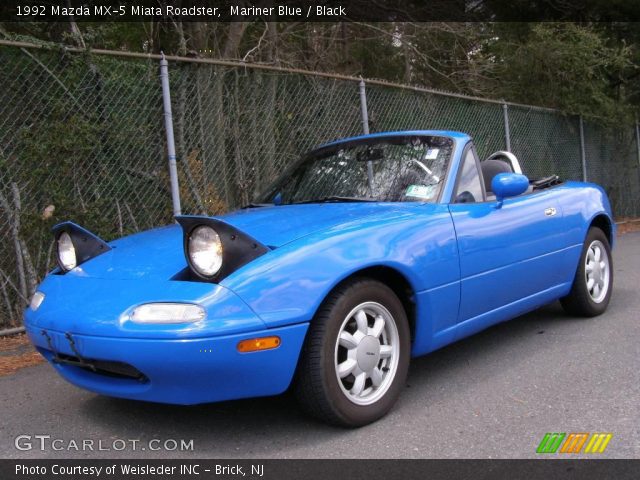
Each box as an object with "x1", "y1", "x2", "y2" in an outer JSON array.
[
  {"x1": 2, "y1": 21, "x2": 637, "y2": 123},
  {"x1": 481, "y1": 23, "x2": 635, "y2": 123}
]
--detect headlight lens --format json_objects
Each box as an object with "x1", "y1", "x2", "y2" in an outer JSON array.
[
  {"x1": 129, "y1": 303, "x2": 206, "y2": 324},
  {"x1": 188, "y1": 225, "x2": 223, "y2": 277},
  {"x1": 57, "y1": 232, "x2": 77, "y2": 271}
]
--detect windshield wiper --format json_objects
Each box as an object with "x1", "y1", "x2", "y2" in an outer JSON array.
[
  {"x1": 290, "y1": 196, "x2": 376, "y2": 205},
  {"x1": 241, "y1": 202, "x2": 274, "y2": 209}
]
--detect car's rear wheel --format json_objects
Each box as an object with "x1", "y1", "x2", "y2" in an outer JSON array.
[
  {"x1": 560, "y1": 227, "x2": 613, "y2": 317},
  {"x1": 294, "y1": 278, "x2": 410, "y2": 427}
]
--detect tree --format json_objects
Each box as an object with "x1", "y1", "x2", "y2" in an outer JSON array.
[
  {"x1": 1, "y1": 20, "x2": 637, "y2": 121},
  {"x1": 480, "y1": 23, "x2": 634, "y2": 122}
]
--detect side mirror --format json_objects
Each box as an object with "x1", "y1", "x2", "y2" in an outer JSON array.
[{"x1": 492, "y1": 173, "x2": 529, "y2": 208}]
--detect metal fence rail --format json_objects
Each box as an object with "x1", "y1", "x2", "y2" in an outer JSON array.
[{"x1": 1, "y1": 40, "x2": 639, "y2": 329}]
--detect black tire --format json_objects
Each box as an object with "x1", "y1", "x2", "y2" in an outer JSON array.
[
  {"x1": 560, "y1": 227, "x2": 613, "y2": 317},
  {"x1": 294, "y1": 278, "x2": 410, "y2": 427}
]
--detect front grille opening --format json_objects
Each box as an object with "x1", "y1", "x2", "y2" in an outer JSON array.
[{"x1": 53, "y1": 352, "x2": 148, "y2": 382}]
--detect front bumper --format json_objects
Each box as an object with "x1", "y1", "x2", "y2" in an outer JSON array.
[{"x1": 25, "y1": 322, "x2": 308, "y2": 404}]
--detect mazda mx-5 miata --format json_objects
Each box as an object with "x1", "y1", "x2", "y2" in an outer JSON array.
[{"x1": 25, "y1": 131, "x2": 614, "y2": 427}]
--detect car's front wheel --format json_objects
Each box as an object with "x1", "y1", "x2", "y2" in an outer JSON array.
[
  {"x1": 294, "y1": 278, "x2": 410, "y2": 427},
  {"x1": 560, "y1": 226, "x2": 613, "y2": 317}
]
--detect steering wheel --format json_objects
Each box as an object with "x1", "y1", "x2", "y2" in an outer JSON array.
[{"x1": 409, "y1": 159, "x2": 440, "y2": 184}]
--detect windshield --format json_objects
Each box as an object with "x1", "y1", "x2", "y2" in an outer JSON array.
[{"x1": 259, "y1": 135, "x2": 453, "y2": 205}]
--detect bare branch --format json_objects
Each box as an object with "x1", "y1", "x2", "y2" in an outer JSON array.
[
  {"x1": 242, "y1": 22, "x2": 269, "y2": 62},
  {"x1": 0, "y1": 184, "x2": 27, "y2": 303}
]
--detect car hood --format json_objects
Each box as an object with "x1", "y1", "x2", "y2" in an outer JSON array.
[
  {"x1": 73, "y1": 203, "x2": 413, "y2": 280},
  {"x1": 221, "y1": 203, "x2": 410, "y2": 247}
]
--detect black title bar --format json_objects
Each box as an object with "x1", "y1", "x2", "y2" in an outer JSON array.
[
  {"x1": 2, "y1": 459, "x2": 640, "y2": 480},
  {"x1": 1, "y1": 0, "x2": 640, "y2": 22}
]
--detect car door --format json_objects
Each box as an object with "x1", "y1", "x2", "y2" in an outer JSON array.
[{"x1": 448, "y1": 144, "x2": 569, "y2": 339}]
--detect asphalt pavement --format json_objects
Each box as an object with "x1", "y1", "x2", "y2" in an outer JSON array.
[{"x1": 1, "y1": 232, "x2": 638, "y2": 459}]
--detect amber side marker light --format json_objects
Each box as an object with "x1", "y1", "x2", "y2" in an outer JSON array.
[{"x1": 237, "y1": 336, "x2": 281, "y2": 353}]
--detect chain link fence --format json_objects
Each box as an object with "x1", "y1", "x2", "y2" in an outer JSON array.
[
  {"x1": 170, "y1": 62, "x2": 364, "y2": 212},
  {"x1": 1, "y1": 40, "x2": 639, "y2": 329}
]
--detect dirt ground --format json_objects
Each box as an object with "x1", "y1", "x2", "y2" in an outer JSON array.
[
  {"x1": 616, "y1": 218, "x2": 640, "y2": 235},
  {"x1": 0, "y1": 333, "x2": 43, "y2": 377},
  {"x1": 1, "y1": 218, "x2": 639, "y2": 377}
]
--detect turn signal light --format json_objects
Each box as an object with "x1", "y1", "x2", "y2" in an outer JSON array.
[{"x1": 237, "y1": 336, "x2": 281, "y2": 353}]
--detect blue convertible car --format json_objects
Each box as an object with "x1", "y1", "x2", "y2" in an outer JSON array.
[{"x1": 25, "y1": 131, "x2": 614, "y2": 427}]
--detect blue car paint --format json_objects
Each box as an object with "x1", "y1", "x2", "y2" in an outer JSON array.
[
  {"x1": 24, "y1": 130, "x2": 615, "y2": 405},
  {"x1": 24, "y1": 276, "x2": 267, "y2": 339},
  {"x1": 221, "y1": 202, "x2": 462, "y2": 356},
  {"x1": 491, "y1": 172, "x2": 530, "y2": 201},
  {"x1": 68, "y1": 225, "x2": 184, "y2": 281},
  {"x1": 29, "y1": 323, "x2": 308, "y2": 404},
  {"x1": 317, "y1": 130, "x2": 470, "y2": 150},
  {"x1": 449, "y1": 186, "x2": 577, "y2": 340},
  {"x1": 558, "y1": 182, "x2": 616, "y2": 249}
]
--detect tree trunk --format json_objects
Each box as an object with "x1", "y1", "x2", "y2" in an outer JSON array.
[
  {"x1": 188, "y1": 22, "x2": 208, "y2": 54},
  {"x1": 0, "y1": 184, "x2": 28, "y2": 305},
  {"x1": 222, "y1": 23, "x2": 248, "y2": 59},
  {"x1": 177, "y1": 65, "x2": 206, "y2": 213}
]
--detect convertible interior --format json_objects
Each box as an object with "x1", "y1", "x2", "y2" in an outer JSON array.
[
  {"x1": 388, "y1": 149, "x2": 562, "y2": 203},
  {"x1": 481, "y1": 151, "x2": 561, "y2": 201}
]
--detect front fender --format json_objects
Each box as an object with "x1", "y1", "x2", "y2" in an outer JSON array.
[{"x1": 221, "y1": 204, "x2": 460, "y2": 331}]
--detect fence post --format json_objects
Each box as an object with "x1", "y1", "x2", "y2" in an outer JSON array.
[
  {"x1": 359, "y1": 78, "x2": 374, "y2": 194},
  {"x1": 358, "y1": 79, "x2": 370, "y2": 135},
  {"x1": 579, "y1": 116, "x2": 587, "y2": 182},
  {"x1": 502, "y1": 103, "x2": 511, "y2": 152},
  {"x1": 635, "y1": 115, "x2": 640, "y2": 169},
  {"x1": 160, "y1": 52, "x2": 182, "y2": 217}
]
